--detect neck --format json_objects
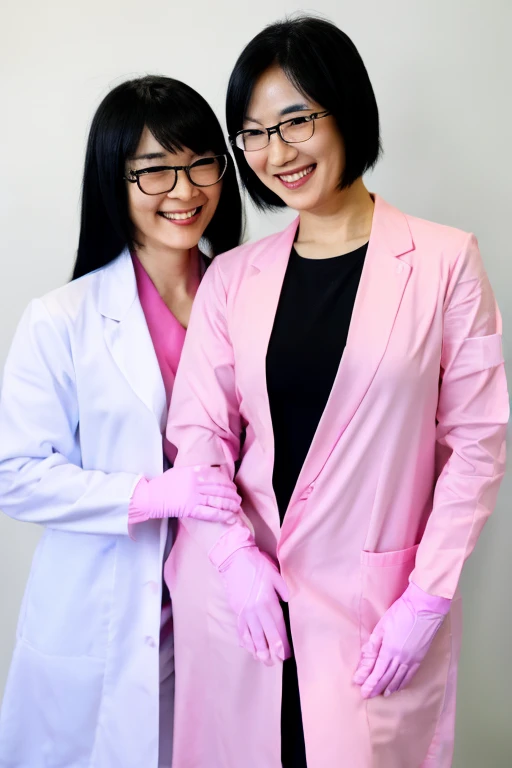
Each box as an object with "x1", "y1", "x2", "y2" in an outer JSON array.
[
  {"x1": 296, "y1": 179, "x2": 374, "y2": 259},
  {"x1": 135, "y1": 242, "x2": 200, "y2": 307}
]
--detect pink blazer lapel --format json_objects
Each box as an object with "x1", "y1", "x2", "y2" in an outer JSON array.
[
  {"x1": 281, "y1": 196, "x2": 415, "y2": 535},
  {"x1": 232, "y1": 220, "x2": 299, "y2": 533}
]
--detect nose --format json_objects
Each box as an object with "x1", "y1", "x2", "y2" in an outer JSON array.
[
  {"x1": 266, "y1": 132, "x2": 298, "y2": 167},
  {"x1": 167, "y1": 170, "x2": 200, "y2": 202}
]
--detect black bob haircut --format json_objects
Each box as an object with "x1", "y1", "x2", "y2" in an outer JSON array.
[
  {"x1": 73, "y1": 75, "x2": 243, "y2": 280},
  {"x1": 226, "y1": 16, "x2": 381, "y2": 211}
]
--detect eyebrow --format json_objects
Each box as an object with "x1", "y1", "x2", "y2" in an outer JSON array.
[
  {"x1": 280, "y1": 102, "x2": 310, "y2": 116},
  {"x1": 130, "y1": 151, "x2": 167, "y2": 162},
  {"x1": 243, "y1": 102, "x2": 310, "y2": 125}
]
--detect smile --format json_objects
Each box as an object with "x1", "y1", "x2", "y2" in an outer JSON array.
[
  {"x1": 276, "y1": 165, "x2": 316, "y2": 189},
  {"x1": 159, "y1": 207, "x2": 201, "y2": 221}
]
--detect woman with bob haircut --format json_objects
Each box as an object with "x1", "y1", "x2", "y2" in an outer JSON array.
[
  {"x1": 0, "y1": 75, "x2": 243, "y2": 768},
  {"x1": 164, "y1": 15, "x2": 508, "y2": 768}
]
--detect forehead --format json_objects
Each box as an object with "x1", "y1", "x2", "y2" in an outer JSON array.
[
  {"x1": 133, "y1": 126, "x2": 166, "y2": 155},
  {"x1": 245, "y1": 65, "x2": 320, "y2": 124}
]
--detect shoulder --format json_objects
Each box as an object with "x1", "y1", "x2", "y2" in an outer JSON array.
[
  {"x1": 405, "y1": 213, "x2": 485, "y2": 287},
  {"x1": 404, "y1": 211, "x2": 472, "y2": 256},
  {"x1": 210, "y1": 225, "x2": 295, "y2": 284},
  {"x1": 38, "y1": 270, "x2": 100, "y2": 321},
  {"x1": 20, "y1": 258, "x2": 119, "y2": 347},
  {"x1": 377, "y1": 195, "x2": 484, "y2": 283}
]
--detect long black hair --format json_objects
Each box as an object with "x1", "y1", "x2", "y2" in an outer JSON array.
[
  {"x1": 73, "y1": 75, "x2": 243, "y2": 280},
  {"x1": 226, "y1": 16, "x2": 381, "y2": 211}
]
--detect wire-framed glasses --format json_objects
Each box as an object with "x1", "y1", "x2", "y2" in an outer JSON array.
[
  {"x1": 124, "y1": 154, "x2": 228, "y2": 195},
  {"x1": 231, "y1": 111, "x2": 331, "y2": 152}
]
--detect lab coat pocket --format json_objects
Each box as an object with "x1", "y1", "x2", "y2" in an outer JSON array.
[
  {"x1": 359, "y1": 544, "x2": 452, "y2": 767},
  {"x1": 21, "y1": 529, "x2": 117, "y2": 658},
  {"x1": 359, "y1": 544, "x2": 418, "y2": 642}
]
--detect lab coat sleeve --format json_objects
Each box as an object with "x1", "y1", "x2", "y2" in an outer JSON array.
[
  {"x1": 167, "y1": 258, "x2": 252, "y2": 553},
  {"x1": 411, "y1": 234, "x2": 509, "y2": 598},
  {"x1": 0, "y1": 299, "x2": 140, "y2": 535}
]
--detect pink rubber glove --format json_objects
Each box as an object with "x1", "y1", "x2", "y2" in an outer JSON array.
[
  {"x1": 209, "y1": 526, "x2": 291, "y2": 666},
  {"x1": 129, "y1": 465, "x2": 241, "y2": 525},
  {"x1": 353, "y1": 581, "x2": 451, "y2": 699}
]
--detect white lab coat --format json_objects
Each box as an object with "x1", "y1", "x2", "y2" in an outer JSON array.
[{"x1": 0, "y1": 251, "x2": 172, "y2": 768}]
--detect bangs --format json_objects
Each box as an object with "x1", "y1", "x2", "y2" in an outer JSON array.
[{"x1": 140, "y1": 81, "x2": 227, "y2": 158}]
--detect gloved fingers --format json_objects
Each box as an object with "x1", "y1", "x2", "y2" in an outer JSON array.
[
  {"x1": 353, "y1": 653, "x2": 375, "y2": 684},
  {"x1": 363, "y1": 656, "x2": 400, "y2": 699},
  {"x1": 384, "y1": 663, "x2": 409, "y2": 697},
  {"x1": 245, "y1": 613, "x2": 273, "y2": 666},
  {"x1": 360, "y1": 652, "x2": 393, "y2": 699},
  {"x1": 353, "y1": 631, "x2": 383, "y2": 685},
  {"x1": 395, "y1": 662, "x2": 420, "y2": 693},
  {"x1": 270, "y1": 569, "x2": 290, "y2": 602},
  {"x1": 200, "y1": 493, "x2": 241, "y2": 512},
  {"x1": 237, "y1": 616, "x2": 257, "y2": 659},
  {"x1": 258, "y1": 608, "x2": 287, "y2": 664},
  {"x1": 189, "y1": 504, "x2": 238, "y2": 524},
  {"x1": 198, "y1": 483, "x2": 241, "y2": 505}
]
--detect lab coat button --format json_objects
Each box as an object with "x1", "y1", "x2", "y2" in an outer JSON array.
[
  {"x1": 148, "y1": 581, "x2": 159, "y2": 594},
  {"x1": 145, "y1": 636, "x2": 156, "y2": 648},
  {"x1": 301, "y1": 485, "x2": 314, "y2": 499},
  {"x1": 396, "y1": 263, "x2": 404, "y2": 274}
]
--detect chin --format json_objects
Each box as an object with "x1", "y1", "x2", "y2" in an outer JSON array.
[
  {"x1": 161, "y1": 233, "x2": 201, "y2": 250},
  {"x1": 169, "y1": 240, "x2": 199, "y2": 253},
  {"x1": 270, "y1": 182, "x2": 322, "y2": 212},
  {"x1": 281, "y1": 193, "x2": 322, "y2": 213}
]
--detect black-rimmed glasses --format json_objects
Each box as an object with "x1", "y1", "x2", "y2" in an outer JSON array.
[
  {"x1": 231, "y1": 111, "x2": 331, "y2": 152},
  {"x1": 124, "y1": 154, "x2": 228, "y2": 195}
]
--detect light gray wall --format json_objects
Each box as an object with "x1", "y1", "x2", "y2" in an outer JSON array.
[{"x1": 1, "y1": 1, "x2": 510, "y2": 764}]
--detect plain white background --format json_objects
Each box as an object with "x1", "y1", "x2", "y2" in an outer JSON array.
[{"x1": 1, "y1": 0, "x2": 510, "y2": 764}]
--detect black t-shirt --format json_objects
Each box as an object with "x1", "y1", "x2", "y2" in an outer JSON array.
[{"x1": 266, "y1": 243, "x2": 368, "y2": 521}]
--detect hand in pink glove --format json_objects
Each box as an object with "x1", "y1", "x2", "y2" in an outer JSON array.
[
  {"x1": 353, "y1": 581, "x2": 451, "y2": 699},
  {"x1": 209, "y1": 526, "x2": 291, "y2": 666},
  {"x1": 129, "y1": 465, "x2": 241, "y2": 525}
]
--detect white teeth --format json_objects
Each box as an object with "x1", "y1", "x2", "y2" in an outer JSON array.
[
  {"x1": 161, "y1": 208, "x2": 198, "y2": 220},
  {"x1": 279, "y1": 165, "x2": 314, "y2": 183}
]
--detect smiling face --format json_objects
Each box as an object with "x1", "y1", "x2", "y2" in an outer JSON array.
[
  {"x1": 125, "y1": 126, "x2": 223, "y2": 256},
  {"x1": 242, "y1": 65, "x2": 347, "y2": 215}
]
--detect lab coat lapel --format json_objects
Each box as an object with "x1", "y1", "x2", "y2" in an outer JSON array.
[
  {"x1": 283, "y1": 196, "x2": 414, "y2": 529},
  {"x1": 98, "y1": 250, "x2": 167, "y2": 429}
]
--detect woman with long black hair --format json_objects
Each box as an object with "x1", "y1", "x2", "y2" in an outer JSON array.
[{"x1": 0, "y1": 75, "x2": 243, "y2": 768}]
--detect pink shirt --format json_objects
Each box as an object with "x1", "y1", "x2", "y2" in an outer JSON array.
[{"x1": 132, "y1": 253, "x2": 198, "y2": 462}]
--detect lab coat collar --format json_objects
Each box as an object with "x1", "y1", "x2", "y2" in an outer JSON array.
[
  {"x1": 97, "y1": 248, "x2": 137, "y2": 321},
  {"x1": 97, "y1": 249, "x2": 167, "y2": 429}
]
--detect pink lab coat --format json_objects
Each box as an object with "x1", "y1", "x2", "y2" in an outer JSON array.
[{"x1": 165, "y1": 195, "x2": 508, "y2": 768}]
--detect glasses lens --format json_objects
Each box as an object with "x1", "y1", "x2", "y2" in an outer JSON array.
[
  {"x1": 281, "y1": 118, "x2": 314, "y2": 144},
  {"x1": 138, "y1": 169, "x2": 176, "y2": 195},
  {"x1": 236, "y1": 131, "x2": 268, "y2": 151},
  {"x1": 189, "y1": 156, "x2": 227, "y2": 186}
]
